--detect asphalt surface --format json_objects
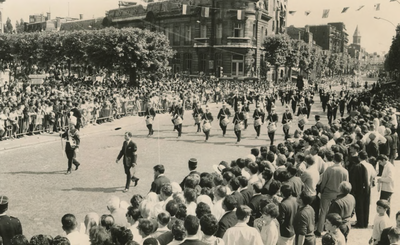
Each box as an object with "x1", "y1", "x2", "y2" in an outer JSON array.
[{"x1": 0, "y1": 79, "x2": 397, "y2": 244}]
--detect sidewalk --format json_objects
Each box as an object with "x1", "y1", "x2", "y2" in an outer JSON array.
[{"x1": 0, "y1": 116, "x2": 140, "y2": 151}]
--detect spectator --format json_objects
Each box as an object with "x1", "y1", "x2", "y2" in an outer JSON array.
[
  {"x1": 229, "y1": 177, "x2": 245, "y2": 206},
  {"x1": 10, "y1": 235, "x2": 28, "y2": 245},
  {"x1": 370, "y1": 200, "x2": 391, "y2": 245},
  {"x1": 222, "y1": 205, "x2": 263, "y2": 245},
  {"x1": 325, "y1": 213, "x2": 346, "y2": 245},
  {"x1": 89, "y1": 226, "x2": 113, "y2": 245},
  {"x1": 0, "y1": 196, "x2": 23, "y2": 245},
  {"x1": 388, "y1": 227, "x2": 400, "y2": 245},
  {"x1": 215, "y1": 195, "x2": 238, "y2": 238},
  {"x1": 321, "y1": 233, "x2": 336, "y2": 245},
  {"x1": 180, "y1": 215, "x2": 205, "y2": 245},
  {"x1": 100, "y1": 214, "x2": 115, "y2": 231},
  {"x1": 195, "y1": 202, "x2": 211, "y2": 220},
  {"x1": 142, "y1": 238, "x2": 159, "y2": 245},
  {"x1": 83, "y1": 212, "x2": 100, "y2": 235},
  {"x1": 150, "y1": 165, "x2": 171, "y2": 195},
  {"x1": 126, "y1": 207, "x2": 142, "y2": 244},
  {"x1": 107, "y1": 196, "x2": 127, "y2": 227},
  {"x1": 110, "y1": 226, "x2": 133, "y2": 245},
  {"x1": 29, "y1": 235, "x2": 53, "y2": 245},
  {"x1": 258, "y1": 203, "x2": 279, "y2": 245},
  {"x1": 212, "y1": 185, "x2": 227, "y2": 221},
  {"x1": 180, "y1": 159, "x2": 201, "y2": 190},
  {"x1": 377, "y1": 155, "x2": 395, "y2": 217},
  {"x1": 294, "y1": 192, "x2": 315, "y2": 245},
  {"x1": 238, "y1": 176, "x2": 253, "y2": 206},
  {"x1": 138, "y1": 219, "x2": 154, "y2": 242},
  {"x1": 379, "y1": 211, "x2": 400, "y2": 245},
  {"x1": 61, "y1": 213, "x2": 90, "y2": 245},
  {"x1": 277, "y1": 185, "x2": 298, "y2": 245},
  {"x1": 200, "y1": 214, "x2": 224, "y2": 245},
  {"x1": 167, "y1": 220, "x2": 186, "y2": 245},
  {"x1": 152, "y1": 212, "x2": 171, "y2": 239},
  {"x1": 52, "y1": 236, "x2": 70, "y2": 245}
]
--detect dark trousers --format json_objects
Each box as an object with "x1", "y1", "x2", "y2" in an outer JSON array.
[
  {"x1": 254, "y1": 125, "x2": 261, "y2": 137},
  {"x1": 298, "y1": 124, "x2": 304, "y2": 131},
  {"x1": 327, "y1": 113, "x2": 333, "y2": 124},
  {"x1": 196, "y1": 123, "x2": 201, "y2": 132},
  {"x1": 380, "y1": 191, "x2": 393, "y2": 216},
  {"x1": 124, "y1": 164, "x2": 138, "y2": 189},
  {"x1": 244, "y1": 119, "x2": 248, "y2": 129},
  {"x1": 310, "y1": 195, "x2": 320, "y2": 225},
  {"x1": 146, "y1": 124, "x2": 153, "y2": 135},
  {"x1": 283, "y1": 127, "x2": 290, "y2": 140},
  {"x1": 268, "y1": 132, "x2": 275, "y2": 145},
  {"x1": 234, "y1": 130, "x2": 241, "y2": 142},
  {"x1": 307, "y1": 106, "x2": 311, "y2": 118},
  {"x1": 175, "y1": 124, "x2": 182, "y2": 137},
  {"x1": 355, "y1": 191, "x2": 371, "y2": 227},
  {"x1": 219, "y1": 122, "x2": 227, "y2": 136},
  {"x1": 65, "y1": 149, "x2": 80, "y2": 171},
  {"x1": 203, "y1": 129, "x2": 210, "y2": 140}
]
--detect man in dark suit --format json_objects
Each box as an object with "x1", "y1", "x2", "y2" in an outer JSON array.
[
  {"x1": 277, "y1": 185, "x2": 298, "y2": 244},
  {"x1": 61, "y1": 124, "x2": 81, "y2": 175},
  {"x1": 180, "y1": 158, "x2": 201, "y2": 190},
  {"x1": 238, "y1": 176, "x2": 253, "y2": 206},
  {"x1": 116, "y1": 132, "x2": 139, "y2": 193},
  {"x1": 229, "y1": 177, "x2": 245, "y2": 206},
  {"x1": 150, "y1": 164, "x2": 171, "y2": 194},
  {"x1": 215, "y1": 196, "x2": 238, "y2": 238},
  {"x1": 180, "y1": 215, "x2": 206, "y2": 245},
  {"x1": 0, "y1": 196, "x2": 23, "y2": 245},
  {"x1": 349, "y1": 158, "x2": 370, "y2": 228}
]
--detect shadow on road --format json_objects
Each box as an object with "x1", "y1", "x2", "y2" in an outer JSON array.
[
  {"x1": 61, "y1": 187, "x2": 121, "y2": 193},
  {"x1": 5, "y1": 170, "x2": 66, "y2": 175}
]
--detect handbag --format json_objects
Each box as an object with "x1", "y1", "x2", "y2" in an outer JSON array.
[
  {"x1": 268, "y1": 122, "x2": 277, "y2": 133},
  {"x1": 254, "y1": 118, "x2": 262, "y2": 127}
]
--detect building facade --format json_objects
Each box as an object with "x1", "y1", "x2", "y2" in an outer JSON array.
[{"x1": 106, "y1": 0, "x2": 288, "y2": 79}]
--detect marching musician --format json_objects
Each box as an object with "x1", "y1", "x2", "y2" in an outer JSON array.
[
  {"x1": 267, "y1": 104, "x2": 278, "y2": 145},
  {"x1": 297, "y1": 98, "x2": 308, "y2": 131},
  {"x1": 145, "y1": 101, "x2": 156, "y2": 137},
  {"x1": 241, "y1": 100, "x2": 250, "y2": 130},
  {"x1": 252, "y1": 103, "x2": 264, "y2": 139},
  {"x1": 193, "y1": 104, "x2": 204, "y2": 133},
  {"x1": 217, "y1": 102, "x2": 231, "y2": 137},
  {"x1": 233, "y1": 103, "x2": 245, "y2": 144},
  {"x1": 202, "y1": 106, "x2": 213, "y2": 142},
  {"x1": 169, "y1": 100, "x2": 177, "y2": 131},
  {"x1": 327, "y1": 97, "x2": 338, "y2": 125},
  {"x1": 282, "y1": 105, "x2": 293, "y2": 140},
  {"x1": 60, "y1": 123, "x2": 81, "y2": 175},
  {"x1": 173, "y1": 101, "x2": 184, "y2": 138}
]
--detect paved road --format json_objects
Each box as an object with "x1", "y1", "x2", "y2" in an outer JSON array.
[{"x1": 0, "y1": 79, "x2": 397, "y2": 244}]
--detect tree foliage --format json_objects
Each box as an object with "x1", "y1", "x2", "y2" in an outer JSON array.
[
  {"x1": 263, "y1": 34, "x2": 291, "y2": 82},
  {"x1": 385, "y1": 27, "x2": 400, "y2": 72},
  {"x1": 4, "y1": 17, "x2": 13, "y2": 33}
]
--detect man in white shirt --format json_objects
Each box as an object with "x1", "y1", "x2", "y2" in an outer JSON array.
[
  {"x1": 378, "y1": 155, "x2": 395, "y2": 216},
  {"x1": 213, "y1": 185, "x2": 227, "y2": 221},
  {"x1": 61, "y1": 213, "x2": 90, "y2": 245},
  {"x1": 223, "y1": 205, "x2": 263, "y2": 245}
]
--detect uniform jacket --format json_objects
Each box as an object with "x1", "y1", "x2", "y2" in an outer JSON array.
[{"x1": 0, "y1": 215, "x2": 23, "y2": 245}]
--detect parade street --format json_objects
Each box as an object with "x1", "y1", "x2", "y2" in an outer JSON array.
[{"x1": 0, "y1": 79, "x2": 397, "y2": 245}]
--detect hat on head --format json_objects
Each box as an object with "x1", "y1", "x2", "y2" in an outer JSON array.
[
  {"x1": 188, "y1": 158, "x2": 197, "y2": 168},
  {"x1": 0, "y1": 196, "x2": 9, "y2": 213},
  {"x1": 213, "y1": 161, "x2": 229, "y2": 175}
]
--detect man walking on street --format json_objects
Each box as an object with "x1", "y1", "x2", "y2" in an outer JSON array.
[
  {"x1": 61, "y1": 124, "x2": 81, "y2": 175},
  {"x1": 116, "y1": 132, "x2": 139, "y2": 193}
]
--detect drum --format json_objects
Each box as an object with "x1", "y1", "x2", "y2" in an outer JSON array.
[
  {"x1": 283, "y1": 123, "x2": 291, "y2": 131},
  {"x1": 145, "y1": 116, "x2": 153, "y2": 125},
  {"x1": 245, "y1": 112, "x2": 249, "y2": 119},
  {"x1": 234, "y1": 122, "x2": 244, "y2": 131},
  {"x1": 202, "y1": 122, "x2": 212, "y2": 131},
  {"x1": 267, "y1": 122, "x2": 277, "y2": 133},
  {"x1": 254, "y1": 118, "x2": 262, "y2": 127},
  {"x1": 174, "y1": 116, "x2": 183, "y2": 125},
  {"x1": 221, "y1": 118, "x2": 230, "y2": 126},
  {"x1": 194, "y1": 115, "x2": 202, "y2": 124},
  {"x1": 299, "y1": 117, "x2": 308, "y2": 126}
]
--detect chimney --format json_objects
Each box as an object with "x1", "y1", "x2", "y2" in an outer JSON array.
[
  {"x1": 47, "y1": 12, "x2": 51, "y2": 21},
  {"x1": 79, "y1": 14, "x2": 83, "y2": 20}
]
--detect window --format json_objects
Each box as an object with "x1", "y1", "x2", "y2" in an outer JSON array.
[
  {"x1": 265, "y1": 28, "x2": 268, "y2": 38},
  {"x1": 280, "y1": 69, "x2": 284, "y2": 78},
  {"x1": 231, "y1": 55, "x2": 244, "y2": 76},
  {"x1": 200, "y1": 24, "x2": 207, "y2": 38},
  {"x1": 183, "y1": 53, "x2": 192, "y2": 72},
  {"x1": 198, "y1": 53, "x2": 207, "y2": 72},
  {"x1": 253, "y1": 23, "x2": 256, "y2": 38},
  {"x1": 216, "y1": 23, "x2": 222, "y2": 39},
  {"x1": 173, "y1": 25, "x2": 180, "y2": 45},
  {"x1": 215, "y1": 53, "x2": 223, "y2": 68},
  {"x1": 233, "y1": 23, "x2": 243, "y2": 37},
  {"x1": 168, "y1": 25, "x2": 174, "y2": 43},
  {"x1": 261, "y1": 26, "x2": 264, "y2": 41},
  {"x1": 184, "y1": 25, "x2": 191, "y2": 45}
]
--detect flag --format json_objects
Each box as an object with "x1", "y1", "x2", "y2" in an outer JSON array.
[
  {"x1": 237, "y1": 10, "x2": 245, "y2": 20},
  {"x1": 322, "y1": 9, "x2": 329, "y2": 18},
  {"x1": 356, "y1": 5, "x2": 364, "y2": 11},
  {"x1": 341, "y1": 7, "x2": 349, "y2": 13},
  {"x1": 201, "y1": 7, "x2": 209, "y2": 18},
  {"x1": 289, "y1": 11, "x2": 296, "y2": 15},
  {"x1": 119, "y1": 1, "x2": 137, "y2": 7},
  {"x1": 182, "y1": 4, "x2": 187, "y2": 15},
  {"x1": 305, "y1": 10, "x2": 311, "y2": 16},
  {"x1": 374, "y1": 3, "x2": 381, "y2": 10}
]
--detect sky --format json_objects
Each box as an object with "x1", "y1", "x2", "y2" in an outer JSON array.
[{"x1": 0, "y1": 0, "x2": 399, "y2": 54}]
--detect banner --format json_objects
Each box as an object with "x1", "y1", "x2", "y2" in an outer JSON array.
[
  {"x1": 341, "y1": 7, "x2": 349, "y2": 13},
  {"x1": 322, "y1": 9, "x2": 330, "y2": 18}
]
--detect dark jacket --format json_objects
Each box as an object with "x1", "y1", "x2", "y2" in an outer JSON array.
[
  {"x1": 0, "y1": 215, "x2": 23, "y2": 245},
  {"x1": 240, "y1": 187, "x2": 254, "y2": 206},
  {"x1": 278, "y1": 196, "x2": 298, "y2": 238},
  {"x1": 117, "y1": 140, "x2": 137, "y2": 167},
  {"x1": 150, "y1": 175, "x2": 171, "y2": 194},
  {"x1": 215, "y1": 210, "x2": 238, "y2": 238}
]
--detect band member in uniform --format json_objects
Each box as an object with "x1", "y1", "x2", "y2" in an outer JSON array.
[
  {"x1": 233, "y1": 104, "x2": 245, "y2": 144},
  {"x1": 202, "y1": 106, "x2": 213, "y2": 142},
  {"x1": 327, "y1": 97, "x2": 338, "y2": 125},
  {"x1": 282, "y1": 105, "x2": 293, "y2": 140},
  {"x1": 60, "y1": 123, "x2": 81, "y2": 175},
  {"x1": 253, "y1": 103, "x2": 264, "y2": 139},
  {"x1": 116, "y1": 132, "x2": 139, "y2": 193},
  {"x1": 241, "y1": 100, "x2": 250, "y2": 130},
  {"x1": 305, "y1": 93, "x2": 314, "y2": 119},
  {"x1": 217, "y1": 103, "x2": 231, "y2": 137},
  {"x1": 145, "y1": 101, "x2": 156, "y2": 137},
  {"x1": 297, "y1": 98, "x2": 308, "y2": 131},
  {"x1": 173, "y1": 101, "x2": 184, "y2": 138},
  {"x1": 267, "y1": 104, "x2": 278, "y2": 145},
  {"x1": 193, "y1": 104, "x2": 204, "y2": 133},
  {"x1": 169, "y1": 101, "x2": 177, "y2": 131},
  {"x1": 339, "y1": 95, "x2": 346, "y2": 118}
]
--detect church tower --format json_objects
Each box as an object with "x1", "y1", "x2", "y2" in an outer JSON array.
[{"x1": 353, "y1": 25, "x2": 361, "y2": 45}]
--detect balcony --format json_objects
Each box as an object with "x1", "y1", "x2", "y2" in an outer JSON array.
[
  {"x1": 193, "y1": 38, "x2": 210, "y2": 48},
  {"x1": 214, "y1": 37, "x2": 256, "y2": 48}
]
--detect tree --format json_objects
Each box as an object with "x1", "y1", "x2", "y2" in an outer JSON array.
[
  {"x1": 15, "y1": 19, "x2": 25, "y2": 33},
  {"x1": 384, "y1": 26, "x2": 400, "y2": 73},
  {"x1": 285, "y1": 39, "x2": 301, "y2": 80},
  {"x1": 263, "y1": 34, "x2": 291, "y2": 83},
  {"x1": 3, "y1": 17, "x2": 13, "y2": 33}
]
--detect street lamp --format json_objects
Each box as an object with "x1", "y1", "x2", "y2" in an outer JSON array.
[{"x1": 374, "y1": 16, "x2": 396, "y2": 28}]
